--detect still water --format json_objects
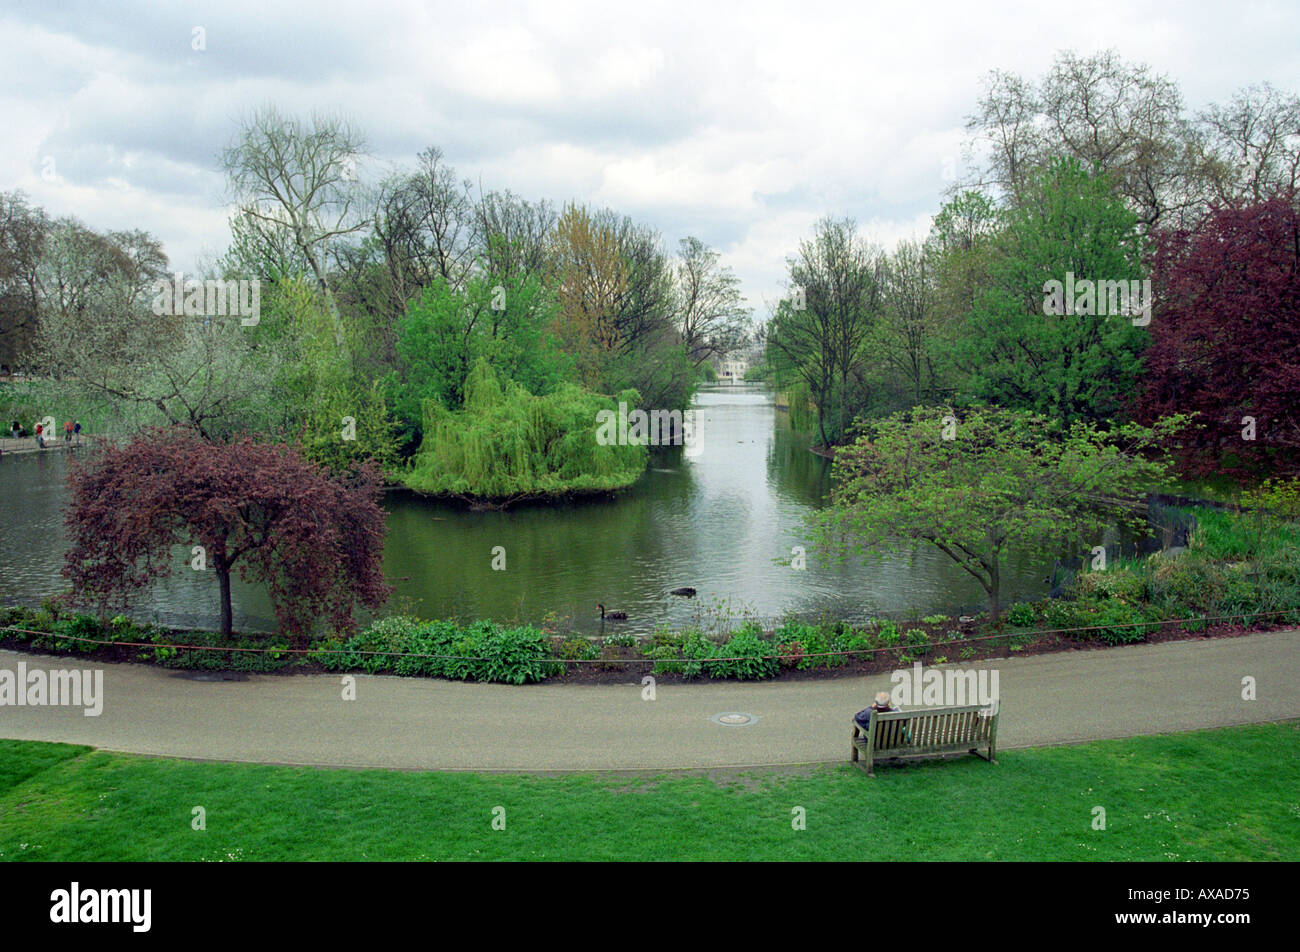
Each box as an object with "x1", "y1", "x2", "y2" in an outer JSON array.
[{"x1": 0, "y1": 385, "x2": 1046, "y2": 636}]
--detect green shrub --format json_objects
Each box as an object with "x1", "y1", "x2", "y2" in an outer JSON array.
[
  {"x1": 774, "y1": 621, "x2": 841, "y2": 669},
  {"x1": 226, "y1": 638, "x2": 294, "y2": 672},
  {"x1": 676, "y1": 629, "x2": 718, "y2": 680},
  {"x1": 142, "y1": 643, "x2": 178, "y2": 663},
  {"x1": 877, "y1": 620, "x2": 900, "y2": 646},
  {"x1": 648, "y1": 625, "x2": 683, "y2": 650},
  {"x1": 1075, "y1": 565, "x2": 1150, "y2": 604},
  {"x1": 1004, "y1": 602, "x2": 1037, "y2": 628},
  {"x1": 344, "y1": 616, "x2": 422, "y2": 673},
  {"x1": 902, "y1": 628, "x2": 930, "y2": 654},
  {"x1": 105, "y1": 614, "x2": 147, "y2": 644},
  {"x1": 1077, "y1": 599, "x2": 1160, "y2": 645},
  {"x1": 396, "y1": 620, "x2": 461, "y2": 676},
  {"x1": 830, "y1": 626, "x2": 877, "y2": 657},
  {"x1": 646, "y1": 643, "x2": 684, "y2": 675},
  {"x1": 318, "y1": 616, "x2": 561, "y2": 683},
  {"x1": 1042, "y1": 598, "x2": 1087, "y2": 631},
  {"x1": 469, "y1": 624, "x2": 564, "y2": 684},
  {"x1": 312, "y1": 635, "x2": 350, "y2": 670},
  {"x1": 556, "y1": 637, "x2": 600, "y2": 662},
  {"x1": 708, "y1": 628, "x2": 779, "y2": 680},
  {"x1": 55, "y1": 614, "x2": 102, "y2": 654}
]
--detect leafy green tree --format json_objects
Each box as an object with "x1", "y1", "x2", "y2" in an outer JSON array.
[
  {"x1": 388, "y1": 271, "x2": 570, "y2": 448},
  {"x1": 270, "y1": 276, "x2": 398, "y2": 470},
  {"x1": 956, "y1": 157, "x2": 1148, "y2": 427},
  {"x1": 812, "y1": 405, "x2": 1178, "y2": 624}
]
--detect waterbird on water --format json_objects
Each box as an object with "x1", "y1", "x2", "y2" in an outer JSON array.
[{"x1": 597, "y1": 603, "x2": 628, "y2": 620}]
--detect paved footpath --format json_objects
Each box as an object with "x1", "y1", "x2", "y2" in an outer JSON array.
[{"x1": 1, "y1": 629, "x2": 1298, "y2": 772}]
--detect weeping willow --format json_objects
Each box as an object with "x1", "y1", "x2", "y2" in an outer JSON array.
[
  {"x1": 402, "y1": 359, "x2": 649, "y2": 499},
  {"x1": 786, "y1": 380, "x2": 818, "y2": 436}
]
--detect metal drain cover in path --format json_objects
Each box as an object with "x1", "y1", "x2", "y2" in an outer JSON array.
[{"x1": 711, "y1": 712, "x2": 757, "y2": 727}]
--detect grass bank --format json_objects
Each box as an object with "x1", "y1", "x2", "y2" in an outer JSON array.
[{"x1": 0, "y1": 722, "x2": 1296, "y2": 861}]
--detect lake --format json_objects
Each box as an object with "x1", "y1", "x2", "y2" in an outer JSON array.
[{"x1": 0, "y1": 384, "x2": 1047, "y2": 636}]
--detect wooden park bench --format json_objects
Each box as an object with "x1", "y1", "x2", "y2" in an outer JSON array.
[{"x1": 851, "y1": 704, "x2": 999, "y2": 776}]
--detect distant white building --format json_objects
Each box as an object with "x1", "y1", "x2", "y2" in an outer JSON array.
[{"x1": 717, "y1": 356, "x2": 748, "y2": 382}]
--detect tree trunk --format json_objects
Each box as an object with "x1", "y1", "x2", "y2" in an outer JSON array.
[
  {"x1": 215, "y1": 555, "x2": 233, "y2": 639},
  {"x1": 987, "y1": 555, "x2": 1002, "y2": 627},
  {"x1": 838, "y1": 370, "x2": 847, "y2": 443}
]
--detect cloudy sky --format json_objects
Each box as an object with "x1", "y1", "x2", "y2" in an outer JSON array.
[{"x1": 3, "y1": 0, "x2": 1298, "y2": 313}]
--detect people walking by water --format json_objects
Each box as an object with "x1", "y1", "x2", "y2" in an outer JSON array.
[
  {"x1": 34, "y1": 423, "x2": 45, "y2": 448},
  {"x1": 64, "y1": 420, "x2": 74, "y2": 443},
  {"x1": 73, "y1": 421, "x2": 81, "y2": 445}
]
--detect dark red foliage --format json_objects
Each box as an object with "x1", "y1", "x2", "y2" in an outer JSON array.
[
  {"x1": 1134, "y1": 198, "x2": 1300, "y2": 482},
  {"x1": 62, "y1": 428, "x2": 390, "y2": 641}
]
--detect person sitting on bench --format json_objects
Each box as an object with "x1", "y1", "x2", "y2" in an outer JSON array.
[{"x1": 854, "y1": 691, "x2": 896, "y2": 732}]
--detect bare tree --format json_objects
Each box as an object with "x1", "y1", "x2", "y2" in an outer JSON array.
[
  {"x1": 33, "y1": 217, "x2": 281, "y2": 440},
  {"x1": 766, "y1": 292, "x2": 837, "y2": 447},
  {"x1": 793, "y1": 217, "x2": 883, "y2": 442},
  {"x1": 374, "y1": 146, "x2": 479, "y2": 304},
  {"x1": 600, "y1": 208, "x2": 675, "y2": 356},
  {"x1": 476, "y1": 189, "x2": 557, "y2": 282},
  {"x1": 0, "y1": 191, "x2": 48, "y2": 369},
  {"x1": 967, "y1": 51, "x2": 1210, "y2": 230},
  {"x1": 1199, "y1": 83, "x2": 1300, "y2": 205},
  {"x1": 673, "y1": 236, "x2": 750, "y2": 366},
  {"x1": 879, "y1": 240, "x2": 937, "y2": 404},
  {"x1": 221, "y1": 105, "x2": 367, "y2": 352},
  {"x1": 965, "y1": 68, "x2": 1044, "y2": 204},
  {"x1": 1039, "y1": 50, "x2": 1203, "y2": 229},
  {"x1": 769, "y1": 218, "x2": 882, "y2": 445}
]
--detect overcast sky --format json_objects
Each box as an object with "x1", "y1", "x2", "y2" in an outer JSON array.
[{"x1": 3, "y1": 0, "x2": 1298, "y2": 314}]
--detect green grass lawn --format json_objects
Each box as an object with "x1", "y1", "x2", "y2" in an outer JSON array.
[{"x1": 1, "y1": 721, "x2": 1297, "y2": 861}]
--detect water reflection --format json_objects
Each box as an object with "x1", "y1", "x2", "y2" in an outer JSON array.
[{"x1": 0, "y1": 385, "x2": 1048, "y2": 635}]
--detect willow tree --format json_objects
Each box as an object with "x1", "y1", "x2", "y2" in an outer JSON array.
[
  {"x1": 402, "y1": 359, "x2": 647, "y2": 504},
  {"x1": 812, "y1": 405, "x2": 1178, "y2": 624}
]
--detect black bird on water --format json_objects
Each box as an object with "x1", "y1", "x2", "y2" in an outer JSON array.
[
  {"x1": 597, "y1": 603, "x2": 628, "y2": 621},
  {"x1": 669, "y1": 587, "x2": 697, "y2": 597}
]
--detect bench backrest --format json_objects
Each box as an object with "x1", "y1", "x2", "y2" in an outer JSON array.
[{"x1": 870, "y1": 704, "x2": 995, "y2": 752}]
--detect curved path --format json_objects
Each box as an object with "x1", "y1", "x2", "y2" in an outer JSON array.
[{"x1": 2, "y1": 629, "x2": 1298, "y2": 772}]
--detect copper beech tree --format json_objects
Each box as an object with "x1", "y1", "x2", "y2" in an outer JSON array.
[
  {"x1": 62, "y1": 428, "x2": 389, "y2": 642},
  {"x1": 1136, "y1": 197, "x2": 1300, "y2": 481}
]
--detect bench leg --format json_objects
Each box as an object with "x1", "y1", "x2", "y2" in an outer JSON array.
[{"x1": 970, "y1": 745, "x2": 998, "y2": 764}]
